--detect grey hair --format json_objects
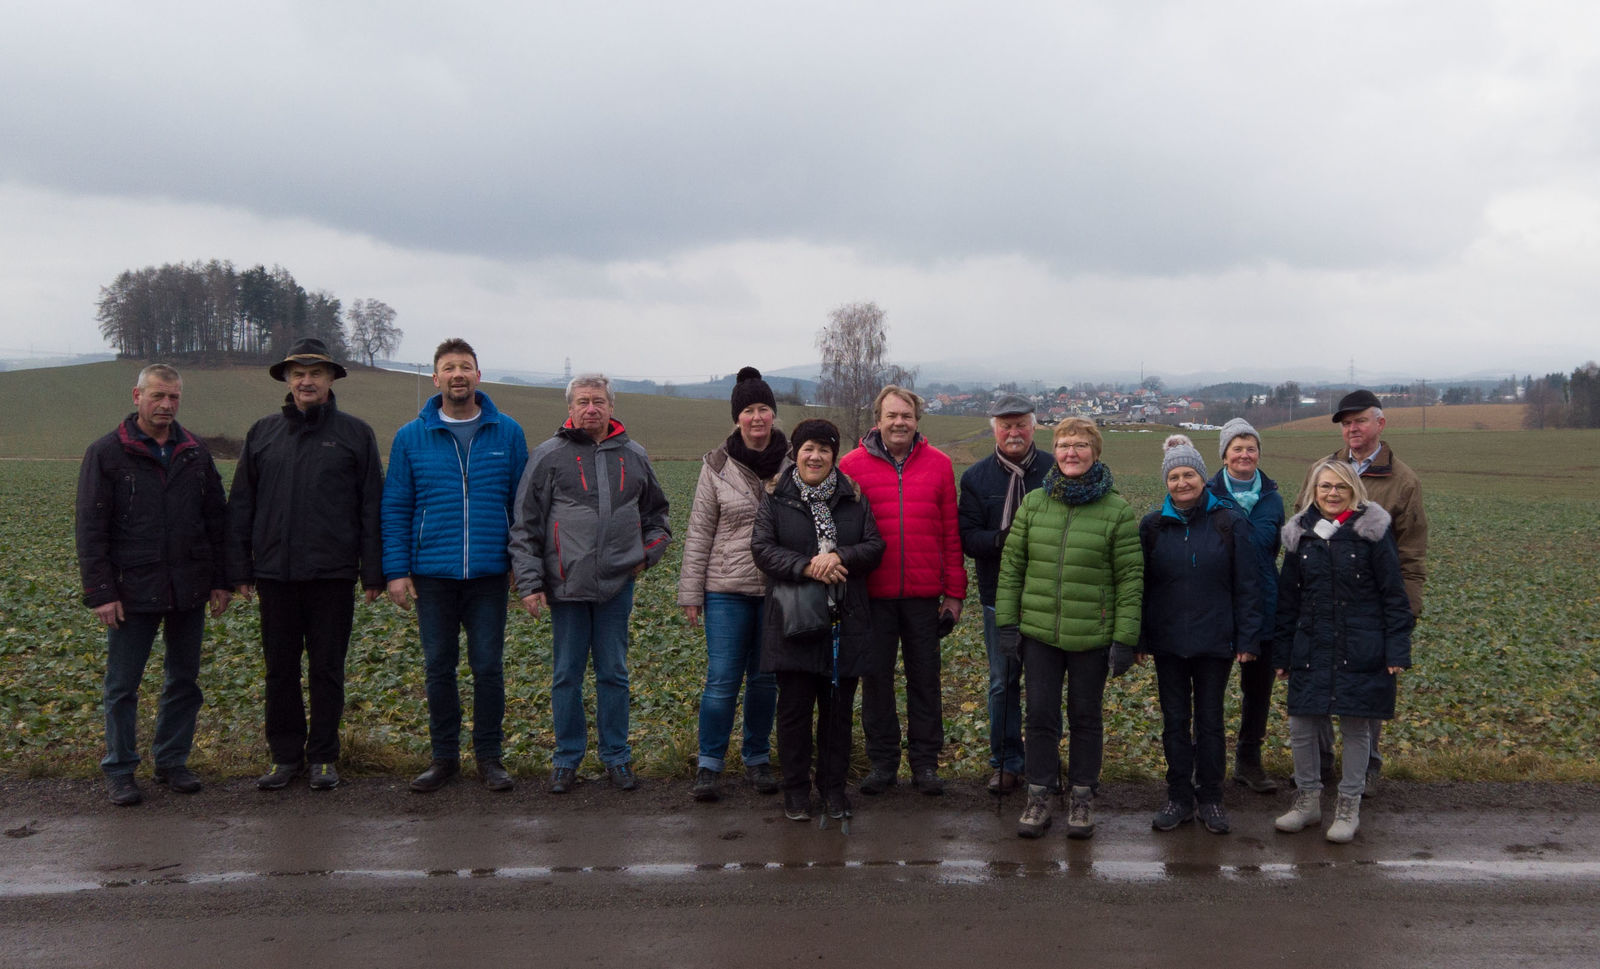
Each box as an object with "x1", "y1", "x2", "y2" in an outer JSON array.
[
  {"x1": 565, "y1": 372, "x2": 613, "y2": 405},
  {"x1": 989, "y1": 412, "x2": 1036, "y2": 431},
  {"x1": 136, "y1": 364, "x2": 182, "y2": 390}
]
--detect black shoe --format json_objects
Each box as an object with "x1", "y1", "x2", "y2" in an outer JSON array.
[
  {"x1": 256, "y1": 762, "x2": 305, "y2": 790},
  {"x1": 1152, "y1": 799, "x2": 1195, "y2": 831},
  {"x1": 744, "y1": 763, "x2": 780, "y2": 794},
  {"x1": 912, "y1": 767, "x2": 944, "y2": 796},
  {"x1": 692, "y1": 767, "x2": 721, "y2": 802},
  {"x1": 549, "y1": 766, "x2": 577, "y2": 794},
  {"x1": 825, "y1": 789, "x2": 853, "y2": 819},
  {"x1": 783, "y1": 790, "x2": 812, "y2": 821},
  {"x1": 607, "y1": 762, "x2": 638, "y2": 791},
  {"x1": 1197, "y1": 802, "x2": 1231, "y2": 834},
  {"x1": 478, "y1": 759, "x2": 514, "y2": 792},
  {"x1": 410, "y1": 758, "x2": 460, "y2": 793},
  {"x1": 307, "y1": 763, "x2": 340, "y2": 791},
  {"x1": 858, "y1": 766, "x2": 896, "y2": 796},
  {"x1": 106, "y1": 774, "x2": 143, "y2": 807},
  {"x1": 1233, "y1": 758, "x2": 1278, "y2": 794},
  {"x1": 154, "y1": 765, "x2": 203, "y2": 794}
]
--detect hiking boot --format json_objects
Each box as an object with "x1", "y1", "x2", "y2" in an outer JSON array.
[
  {"x1": 1197, "y1": 802, "x2": 1231, "y2": 835},
  {"x1": 692, "y1": 767, "x2": 721, "y2": 802},
  {"x1": 858, "y1": 766, "x2": 896, "y2": 796},
  {"x1": 1233, "y1": 758, "x2": 1277, "y2": 794},
  {"x1": 256, "y1": 762, "x2": 304, "y2": 790},
  {"x1": 548, "y1": 766, "x2": 577, "y2": 794},
  {"x1": 1326, "y1": 794, "x2": 1361, "y2": 843},
  {"x1": 1363, "y1": 767, "x2": 1380, "y2": 798},
  {"x1": 911, "y1": 767, "x2": 945, "y2": 796},
  {"x1": 478, "y1": 759, "x2": 514, "y2": 792},
  {"x1": 987, "y1": 769, "x2": 1022, "y2": 794},
  {"x1": 784, "y1": 789, "x2": 812, "y2": 821},
  {"x1": 825, "y1": 789, "x2": 853, "y2": 819},
  {"x1": 744, "y1": 763, "x2": 780, "y2": 795},
  {"x1": 153, "y1": 765, "x2": 203, "y2": 794},
  {"x1": 106, "y1": 774, "x2": 143, "y2": 806},
  {"x1": 1016, "y1": 785, "x2": 1051, "y2": 838},
  {"x1": 607, "y1": 762, "x2": 639, "y2": 791},
  {"x1": 1152, "y1": 799, "x2": 1195, "y2": 832},
  {"x1": 307, "y1": 763, "x2": 340, "y2": 791},
  {"x1": 410, "y1": 758, "x2": 460, "y2": 793},
  {"x1": 1275, "y1": 789, "x2": 1323, "y2": 833},
  {"x1": 1065, "y1": 786, "x2": 1096, "y2": 840}
]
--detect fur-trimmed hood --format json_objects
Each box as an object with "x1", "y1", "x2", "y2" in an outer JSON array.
[{"x1": 1281, "y1": 501, "x2": 1392, "y2": 553}]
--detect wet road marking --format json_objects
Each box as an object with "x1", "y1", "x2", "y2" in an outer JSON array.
[{"x1": 5, "y1": 858, "x2": 1600, "y2": 899}]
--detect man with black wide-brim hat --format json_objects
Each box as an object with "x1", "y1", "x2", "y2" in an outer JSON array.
[{"x1": 227, "y1": 337, "x2": 384, "y2": 792}]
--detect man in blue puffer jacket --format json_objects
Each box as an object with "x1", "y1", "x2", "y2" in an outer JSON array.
[{"x1": 383, "y1": 339, "x2": 528, "y2": 793}]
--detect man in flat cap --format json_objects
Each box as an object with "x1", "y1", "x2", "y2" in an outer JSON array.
[
  {"x1": 227, "y1": 338, "x2": 384, "y2": 792},
  {"x1": 958, "y1": 394, "x2": 1050, "y2": 794}
]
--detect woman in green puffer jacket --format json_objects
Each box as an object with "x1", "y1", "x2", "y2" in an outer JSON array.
[{"x1": 995, "y1": 417, "x2": 1143, "y2": 841}]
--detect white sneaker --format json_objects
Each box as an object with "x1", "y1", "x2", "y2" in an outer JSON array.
[
  {"x1": 1325, "y1": 794, "x2": 1361, "y2": 843},
  {"x1": 1274, "y1": 789, "x2": 1323, "y2": 833}
]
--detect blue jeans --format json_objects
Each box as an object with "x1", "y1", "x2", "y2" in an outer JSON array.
[
  {"x1": 549, "y1": 580, "x2": 634, "y2": 769},
  {"x1": 696, "y1": 592, "x2": 775, "y2": 771},
  {"x1": 102, "y1": 607, "x2": 204, "y2": 777},
  {"x1": 983, "y1": 606, "x2": 1024, "y2": 774},
  {"x1": 415, "y1": 573, "x2": 508, "y2": 762}
]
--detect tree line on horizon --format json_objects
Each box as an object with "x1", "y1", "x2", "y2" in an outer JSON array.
[{"x1": 95, "y1": 260, "x2": 402, "y2": 368}]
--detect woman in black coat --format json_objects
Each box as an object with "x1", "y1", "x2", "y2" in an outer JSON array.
[
  {"x1": 751, "y1": 420, "x2": 884, "y2": 823},
  {"x1": 1137, "y1": 436, "x2": 1261, "y2": 836},
  {"x1": 1273, "y1": 458, "x2": 1413, "y2": 844}
]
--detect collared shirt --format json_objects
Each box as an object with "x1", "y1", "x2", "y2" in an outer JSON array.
[{"x1": 1348, "y1": 445, "x2": 1382, "y2": 476}]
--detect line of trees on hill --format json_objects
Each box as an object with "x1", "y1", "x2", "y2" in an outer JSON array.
[
  {"x1": 1524, "y1": 363, "x2": 1600, "y2": 429},
  {"x1": 95, "y1": 260, "x2": 401, "y2": 367}
]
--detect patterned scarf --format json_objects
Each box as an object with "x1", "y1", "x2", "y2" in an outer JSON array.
[
  {"x1": 1043, "y1": 460, "x2": 1114, "y2": 507},
  {"x1": 995, "y1": 446, "x2": 1037, "y2": 531},
  {"x1": 792, "y1": 466, "x2": 839, "y2": 553}
]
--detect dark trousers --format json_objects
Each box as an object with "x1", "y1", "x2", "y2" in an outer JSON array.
[
  {"x1": 414, "y1": 573, "x2": 508, "y2": 762},
  {"x1": 1235, "y1": 648, "x2": 1276, "y2": 760},
  {"x1": 1022, "y1": 638, "x2": 1109, "y2": 791},
  {"x1": 1155, "y1": 654, "x2": 1233, "y2": 805},
  {"x1": 102, "y1": 607, "x2": 204, "y2": 777},
  {"x1": 860, "y1": 598, "x2": 944, "y2": 774},
  {"x1": 257, "y1": 578, "x2": 355, "y2": 765},
  {"x1": 775, "y1": 671, "x2": 858, "y2": 797}
]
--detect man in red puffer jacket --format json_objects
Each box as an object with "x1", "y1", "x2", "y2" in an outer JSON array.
[{"x1": 838, "y1": 386, "x2": 967, "y2": 795}]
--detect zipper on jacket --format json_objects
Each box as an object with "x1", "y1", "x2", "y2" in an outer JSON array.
[
  {"x1": 1053, "y1": 506, "x2": 1073, "y2": 641},
  {"x1": 457, "y1": 433, "x2": 473, "y2": 579},
  {"x1": 575, "y1": 454, "x2": 588, "y2": 491},
  {"x1": 897, "y1": 463, "x2": 908, "y2": 598},
  {"x1": 618, "y1": 454, "x2": 626, "y2": 492}
]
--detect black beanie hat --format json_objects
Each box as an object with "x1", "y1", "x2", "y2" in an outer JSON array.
[
  {"x1": 789, "y1": 418, "x2": 840, "y2": 457},
  {"x1": 730, "y1": 366, "x2": 778, "y2": 421}
]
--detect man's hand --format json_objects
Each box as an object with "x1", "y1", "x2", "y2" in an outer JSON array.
[
  {"x1": 208, "y1": 589, "x2": 232, "y2": 618},
  {"x1": 387, "y1": 577, "x2": 416, "y2": 610},
  {"x1": 939, "y1": 597, "x2": 964, "y2": 625},
  {"x1": 521, "y1": 591, "x2": 547, "y2": 618},
  {"x1": 363, "y1": 587, "x2": 382, "y2": 604},
  {"x1": 234, "y1": 583, "x2": 254, "y2": 603},
  {"x1": 93, "y1": 600, "x2": 125, "y2": 629}
]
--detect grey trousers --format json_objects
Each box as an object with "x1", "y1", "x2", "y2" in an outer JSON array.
[{"x1": 1291, "y1": 714, "x2": 1376, "y2": 798}]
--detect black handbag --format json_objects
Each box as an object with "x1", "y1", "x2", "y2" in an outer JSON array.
[{"x1": 771, "y1": 579, "x2": 832, "y2": 638}]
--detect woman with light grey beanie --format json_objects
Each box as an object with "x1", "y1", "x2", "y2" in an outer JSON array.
[
  {"x1": 1206, "y1": 417, "x2": 1286, "y2": 794},
  {"x1": 1137, "y1": 434, "x2": 1263, "y2": 834}
]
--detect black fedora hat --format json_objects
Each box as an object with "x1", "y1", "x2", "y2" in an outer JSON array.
[
  {"x1": 1332, "y1": 389, "x2": 1382, "y2": 422},
  {"x1": 269, "y1": 338, "x2": 349, "y2": 381}
]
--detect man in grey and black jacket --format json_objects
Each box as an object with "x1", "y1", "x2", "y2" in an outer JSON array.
[{"x1": 510, "y1": 373, "x2": 670, "y2": 795}]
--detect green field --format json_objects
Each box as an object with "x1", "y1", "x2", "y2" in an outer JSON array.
[{"x1": 3, "y1": 363, "x2": 1598, "y2": 782}]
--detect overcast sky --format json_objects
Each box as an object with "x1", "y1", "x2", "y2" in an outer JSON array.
[{"x1": 3, "y1": 1, "x2": 1596, "y2": 385}]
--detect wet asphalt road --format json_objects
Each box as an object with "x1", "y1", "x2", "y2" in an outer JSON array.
[{"x1": 3, "y1": 778, "x2": 1598, "y2": 968}]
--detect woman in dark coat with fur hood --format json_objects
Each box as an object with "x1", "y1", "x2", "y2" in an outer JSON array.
[
  {"x1": 751, "y1": 419, "x2": 884, "y2": 824},
  {"x1": 1272, "y1": 458, "x2": 1413, "y2": 844}
]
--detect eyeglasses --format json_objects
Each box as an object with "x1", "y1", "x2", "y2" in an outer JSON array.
[
  {"x1": 1055, "y1": 442, "x2": 1094, "y2": 454},
  {"x1": 1316, "y1": 482, "x2": 1353, "y2": 493}
]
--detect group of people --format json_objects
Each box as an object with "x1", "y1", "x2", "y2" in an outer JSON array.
[{"x1": 76, "y1": 344, "x2": 1425, "y2": 845}]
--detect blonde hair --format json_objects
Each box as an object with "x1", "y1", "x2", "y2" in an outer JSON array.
[
  {"x1": 1052, "y1": 418, "x2": 1103, "y2": 460},
  {"x1": 1297, "y1": 459, "x2": 1370, "y2": 516}
]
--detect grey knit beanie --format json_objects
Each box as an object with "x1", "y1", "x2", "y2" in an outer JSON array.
[
  {"x1": 1161, "y1": 434, "x2": 1207, "y2": 479},
  {"x1": 1217, "y1": 417, "x2": 1260, "y2": 459}
]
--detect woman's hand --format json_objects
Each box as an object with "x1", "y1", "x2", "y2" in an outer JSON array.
[
  {"x1": 1387, "y1": 666, "x2": 1404, "y2": 675},
  {"x1": 805, "y1": 551, "x2": 847, "y2": 584},
  {"x1": 682, "y1": 605, "x2": 700, "y2": 627}
]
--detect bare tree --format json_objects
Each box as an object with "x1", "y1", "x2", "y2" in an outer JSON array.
[
  {"x1": 347, "y1": 298, "x2": 403, "y2": 367},
  {"x1": 815, "y1": 301, "x2": 916, "y2": 446}
]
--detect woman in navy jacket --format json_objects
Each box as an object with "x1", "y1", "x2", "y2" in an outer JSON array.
[
  {"x1": 1138, "y1": 436, "x2": 1261, "y2": 835},
  {"x1": 1273, "y1": 459, "x2": 1412, "y2": 843}
]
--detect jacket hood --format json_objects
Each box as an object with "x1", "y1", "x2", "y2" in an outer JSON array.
[
  {"x1": 858, "y1": 427, "x2": 925, "y2": 464},
  {"x1": 557, "y1": 417, "x2": 627, "y2": 445},
  {"x1": 1160, "y1": 488, "x2": 1230, "y2": 522},
  {"x1": 1281, "y1": 501, "x2": 1393, "y2": 552}
]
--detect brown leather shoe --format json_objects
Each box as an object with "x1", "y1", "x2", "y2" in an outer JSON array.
[{"x1": 987, "y1": 769, "x2": 1023, "y2": 794}]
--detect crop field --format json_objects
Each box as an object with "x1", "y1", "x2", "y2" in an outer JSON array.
[{"x1": 4, "y1": 421, "x2": 1597, "y2": 782}]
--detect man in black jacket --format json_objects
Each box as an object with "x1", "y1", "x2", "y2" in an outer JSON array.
[
  {"x1": 227, "y1": 339, "x2": 384, "y2": 792},
  {"x1": 76, "y1": 364, "x2": 230, "y2": 806},
  {"x1": 957, "y1": 395, "x2": 1050, "y2": 794}
]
